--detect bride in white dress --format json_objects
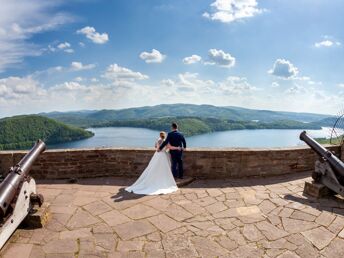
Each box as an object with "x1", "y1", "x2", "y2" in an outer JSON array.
[{"x1": 125, "y1": 131, "x2": 179, "y2": 195}]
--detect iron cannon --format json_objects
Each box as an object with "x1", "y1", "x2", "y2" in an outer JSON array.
[
  {"x1": 0, "y1": 140, "x2": 45, "y2": 249},
  {"x1": 300, "y1": 131, "x2": 344, "y2": 196}
]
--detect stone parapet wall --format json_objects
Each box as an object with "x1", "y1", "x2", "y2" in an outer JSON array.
[{"x1": 0, "y1": 145, "x2": 341, "y2": 179}]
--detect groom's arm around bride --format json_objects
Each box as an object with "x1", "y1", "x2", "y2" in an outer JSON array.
[{"x1": 158, "y1": 122, "x2": 186, "y2": 152}]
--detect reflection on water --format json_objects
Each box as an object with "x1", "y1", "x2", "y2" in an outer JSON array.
[{"x1": 49, "y1": 127, "x2": 338, "y2": 149}]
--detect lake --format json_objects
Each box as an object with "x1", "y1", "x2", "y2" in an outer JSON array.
[{"x1": 49, "y1": 127, "x2": 339, "y2": 149}]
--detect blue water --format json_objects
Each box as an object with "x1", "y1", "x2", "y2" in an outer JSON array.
[{"x1": 49, "y1": 127, "x2": 337, "y2": 149}]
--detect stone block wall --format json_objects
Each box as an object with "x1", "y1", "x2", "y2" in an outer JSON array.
[{"x1": 0, "y1": 145, "x2": 341, "y2": 179}]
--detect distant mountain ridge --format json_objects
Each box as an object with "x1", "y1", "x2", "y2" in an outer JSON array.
[{"x1": 40, "y1": 104, "x2": 331, "y2": 128}]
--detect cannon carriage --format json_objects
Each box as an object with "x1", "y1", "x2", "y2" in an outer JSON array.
[{"x1": 300, "y1": 131, "x2": 344, "y2": 197}]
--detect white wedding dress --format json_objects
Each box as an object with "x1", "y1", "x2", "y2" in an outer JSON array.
[{"x1": 125, "y1": 140, "x2": 178, "y2": 195}]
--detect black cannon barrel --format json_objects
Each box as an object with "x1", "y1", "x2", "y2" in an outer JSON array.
[
  {"x1": 0, "y1": 140, "x2": 46, "y2": 218},
  {"x1": 300, "y1": 131, "x2": 344, "y2": 177}
]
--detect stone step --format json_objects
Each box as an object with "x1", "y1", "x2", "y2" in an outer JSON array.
[{"x1": 176, "y1": 176, "x2": 195, "y2": 187}]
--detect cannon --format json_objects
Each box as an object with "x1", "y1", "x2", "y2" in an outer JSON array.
[
  {"x1": 300, "y1": 131, "x2": 344, "y2": 197},
  {"x1": 0, "y1": 140, "x2": 45, "y2": 249}
]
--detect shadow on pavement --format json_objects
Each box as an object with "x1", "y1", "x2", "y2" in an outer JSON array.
[
  {"x1": 284, "y1": 193, "x2": 344, "y2": 216},
  {"x1": 110, "y1": 187, "x2": 146, "y2": 202}
]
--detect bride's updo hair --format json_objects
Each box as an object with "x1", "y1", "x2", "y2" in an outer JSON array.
[{"x1": 160, "y1": 131, "x2": 166, "y2": 140}]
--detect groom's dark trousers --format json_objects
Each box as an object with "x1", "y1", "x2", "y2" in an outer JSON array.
[
  {"x1": 170, "y1": 150, "x2": 183, "y2": 178},
  {"x1": 159, "y1": 130, "x2": 186, "y2": 178}
]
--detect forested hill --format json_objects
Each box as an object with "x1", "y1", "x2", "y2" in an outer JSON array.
[
  {"x1": 41, "y1": 104, "x2": 331, "y2": 128},
  {"x1": 95, "y1": 117, "x2": 321, "y2": 137},
  {"x1": 0, "y1": 115, "x2": 94, "y2": 150}
]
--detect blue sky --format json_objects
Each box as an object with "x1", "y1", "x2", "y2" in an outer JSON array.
[{"x1": 0, "y1": 0, "x2": 343, "y2": 117}]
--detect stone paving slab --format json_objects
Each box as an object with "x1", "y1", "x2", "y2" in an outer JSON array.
[{"x1": 1, "y1": 173, "x2": 344, "y2": 257}]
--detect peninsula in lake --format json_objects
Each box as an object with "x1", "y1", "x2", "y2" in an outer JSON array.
[{"x1": 0, "y1": 115, "x2": 94, "y2": 150}]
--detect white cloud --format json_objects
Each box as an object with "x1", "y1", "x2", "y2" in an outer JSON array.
[
  {"x1": 203, "y1": 0, "x2": 264, "y2": 23},
  {"x1": 48, "y1": 45, "x2": 57, "y2": 52},
  {"x1": 295, "y1": 76, "x2": 310, "y2": 81},
  {"x1": 0, "y1": 75, "x2": 114, "y2": 115},
  {"x1": 277, "y1": 84, "x2": 341, "y2": 113},
  {"x1": 202, "y1": 12, "x2": 211, "y2": 19},
  {"x1": 64, "y1": 49, "x2": 74, "y2": 53},
  {"x1": 292, "y1": 76, "x2": 322, "y2": 86},
  {"x1": 285, "y1": 84, "x2": 306, "y2": 95},
  {"x1": 338, "y1": 83, "x2": 344, "y2": 88},
  {"x1": 206, "y1": 49, "x2": 235, "y2": 68},
  {"x1": 139, "y1": 49, "x2": 166, "y2": 63},
  {"x1": 268, "y1": 59, "x2": 298, "y2": 79},
  {"x1": 218, "y1": 76, "x2": 257, "y2": 95},
  {"x1": 103, "y1": 64, "x2": 149, "y2": 84},
  {"x1": 314, "y1": 39, "x2": 341, "y2": 48},
  {"x1": 58, "y1": 42, "x2": 74, "y2": 53},
  {"x1": 0, "y1": 76, "x2": 45, "y2": 100},
  {"x1": 178, "y1": 73, "x2": 206, "y2": 92},
  {"x1": 70, "y1": 62, "x2": 96, "y2": 71},
  {"x1": 0, "y1": 70, "x2": 341, "y2": 117},
  {"x1": 161, "y1": 79, "x2": 175, "y2": 87},
  {"x1": 51, "y1": 81, "x2": 89, "y2": 92},
  {"x1": 157, "y1": 73, "x2": 259, "y2": 107},
  {"x1": 161, "y1": 73, "x2": 215, "y2": 93},
  {"x1": 74, "y1": 77, "x2": 83, "y2": 82},
  {"x1": 33, "y1": 65, "x2": 64, "y2": 75},
  {"x1": 0, "y1": 1, "x2": 74, "y2": 72},
  {"x1": 77, "y1": 26, "x2": 109, "y2": 44},
  {"x1": 47, "y1": 81, "x2": 109, "y2": 104},
  {"x1": 183, "y1": 55, "x2": 202, "y2": 64},
  {"x1": 271, "y1": 82, "x2": 279, "y2": 88},
  {"x1": 163, "y1": 73, "x2": 256, "y2": 96},
  {"x1": 57, "y1": 42, "x2": 71, "y2": 49},
  {"x1": 49, "y1": 42, "x2": 74, "y2": 54}
]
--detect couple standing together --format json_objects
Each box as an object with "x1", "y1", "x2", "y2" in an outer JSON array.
[{"x1": 126, "y1": 122, "x2": 186, "y2": 195}]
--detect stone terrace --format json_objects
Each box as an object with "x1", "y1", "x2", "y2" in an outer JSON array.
[{"x1": 1, "y1": 173, "x2": 344, "y2": 258}]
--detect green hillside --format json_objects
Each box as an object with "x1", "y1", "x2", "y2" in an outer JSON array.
[
  {"x1": 95, "y1": 117, "x2": 321, "y2": 137},
  {"x1": 0, "y1": 115, "x2": 94, "y2": 150},
  {"x1": 316, "y1": 117, "x2": 344, "y2": 128},
  {"x1": 41, "y1": 104, "x2": 331, "y2": 128},
  {"x1": 315, "y1": 135, "x2": 344, "y2": 145}
]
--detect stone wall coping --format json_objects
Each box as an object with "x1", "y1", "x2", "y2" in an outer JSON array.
[
  {"x1": 0, "y1": 144, "x2": 339, "y2": 154},
  {"x1": 0, "y1": 144, "x2": 341, "y2": 179}
]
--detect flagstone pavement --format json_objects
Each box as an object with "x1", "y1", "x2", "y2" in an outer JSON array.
[{"x1": 1, "y1": 172, "x2": 344, "y2": 258}]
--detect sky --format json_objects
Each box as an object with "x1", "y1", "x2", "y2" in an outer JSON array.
[{"x1": 0, "y1": 0, "x2": 343, "y2": 117}]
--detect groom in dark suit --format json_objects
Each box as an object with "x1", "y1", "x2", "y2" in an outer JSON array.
[{"x1": 158, "y1": 122, "x2": 186, "y2": 179}]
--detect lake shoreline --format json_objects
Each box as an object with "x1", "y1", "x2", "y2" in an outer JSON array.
[{"x1": 47, "y1": 126, "x2": 338, "y2": 150}]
